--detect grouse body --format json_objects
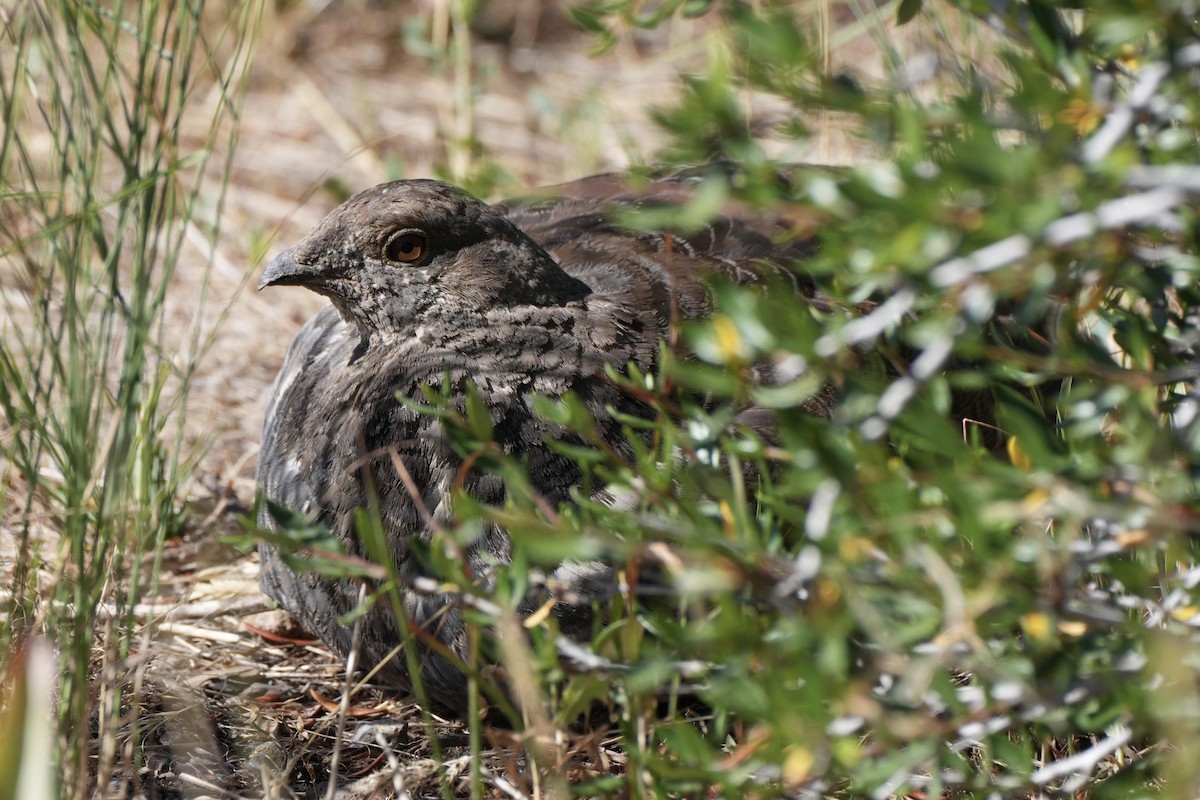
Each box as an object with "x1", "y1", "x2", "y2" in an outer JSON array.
[{"x1": 256, "y1": 175, "x2": 817, "y2": 718}]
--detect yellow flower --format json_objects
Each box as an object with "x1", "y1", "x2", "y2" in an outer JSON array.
[{"x1": 1059, "y1": 98, "x2": 1104, "y2": 135}]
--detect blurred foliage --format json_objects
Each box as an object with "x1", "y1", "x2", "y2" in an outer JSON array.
[
  {"x1": 396, "y1": 0, "x2": 1200, "y2": 796},
  {"x1": 402, "y1": 0, "x2": 513, "y2": 196}
]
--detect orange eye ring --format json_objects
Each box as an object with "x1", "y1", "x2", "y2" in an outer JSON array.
[{"x1": 385, "y1": 232, "x2": 426, "y2": 264}]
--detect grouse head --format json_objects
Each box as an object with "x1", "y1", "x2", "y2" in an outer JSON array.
[{"x1": 258, "y1": 180, "x2": 592, "y2": 338}]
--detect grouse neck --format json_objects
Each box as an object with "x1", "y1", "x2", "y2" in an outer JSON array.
[{"x1": 460, "y1": 224, "x2": 592, "y2": 309}]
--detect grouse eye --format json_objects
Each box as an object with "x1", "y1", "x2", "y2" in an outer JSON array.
[{"x1": 384, "y1": 232, "x2": 427, "y2": 264}]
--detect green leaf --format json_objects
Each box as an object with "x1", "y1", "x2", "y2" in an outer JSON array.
[{"x1": 896, "y1": 0, "x2": 923, "y2": 25}]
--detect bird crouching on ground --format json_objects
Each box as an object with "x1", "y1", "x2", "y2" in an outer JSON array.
[{"x1": 255, "y1": 174, "x2": 822, "y2": 721}]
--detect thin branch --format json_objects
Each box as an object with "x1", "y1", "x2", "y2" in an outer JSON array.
[{"x1": 1030, "y1": 725, "x2": 1133, "y2": 786}]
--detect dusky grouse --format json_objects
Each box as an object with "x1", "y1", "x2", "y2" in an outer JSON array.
[{"x1": 256, "y1": 173, "x2": 819, "y2": 719}]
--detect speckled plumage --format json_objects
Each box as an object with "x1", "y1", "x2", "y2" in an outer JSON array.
[{"x1": 256, "y1": 175, "x2": 818, "y2": 718}]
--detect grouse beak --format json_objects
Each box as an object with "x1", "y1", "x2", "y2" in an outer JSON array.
[{"x1": 259, "y1": 248, "x2": 319, "y2": 290}]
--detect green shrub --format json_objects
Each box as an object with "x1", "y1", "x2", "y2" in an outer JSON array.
[{"x1": 399, "y1": 1, "x2": 1200, "y2": 796}]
